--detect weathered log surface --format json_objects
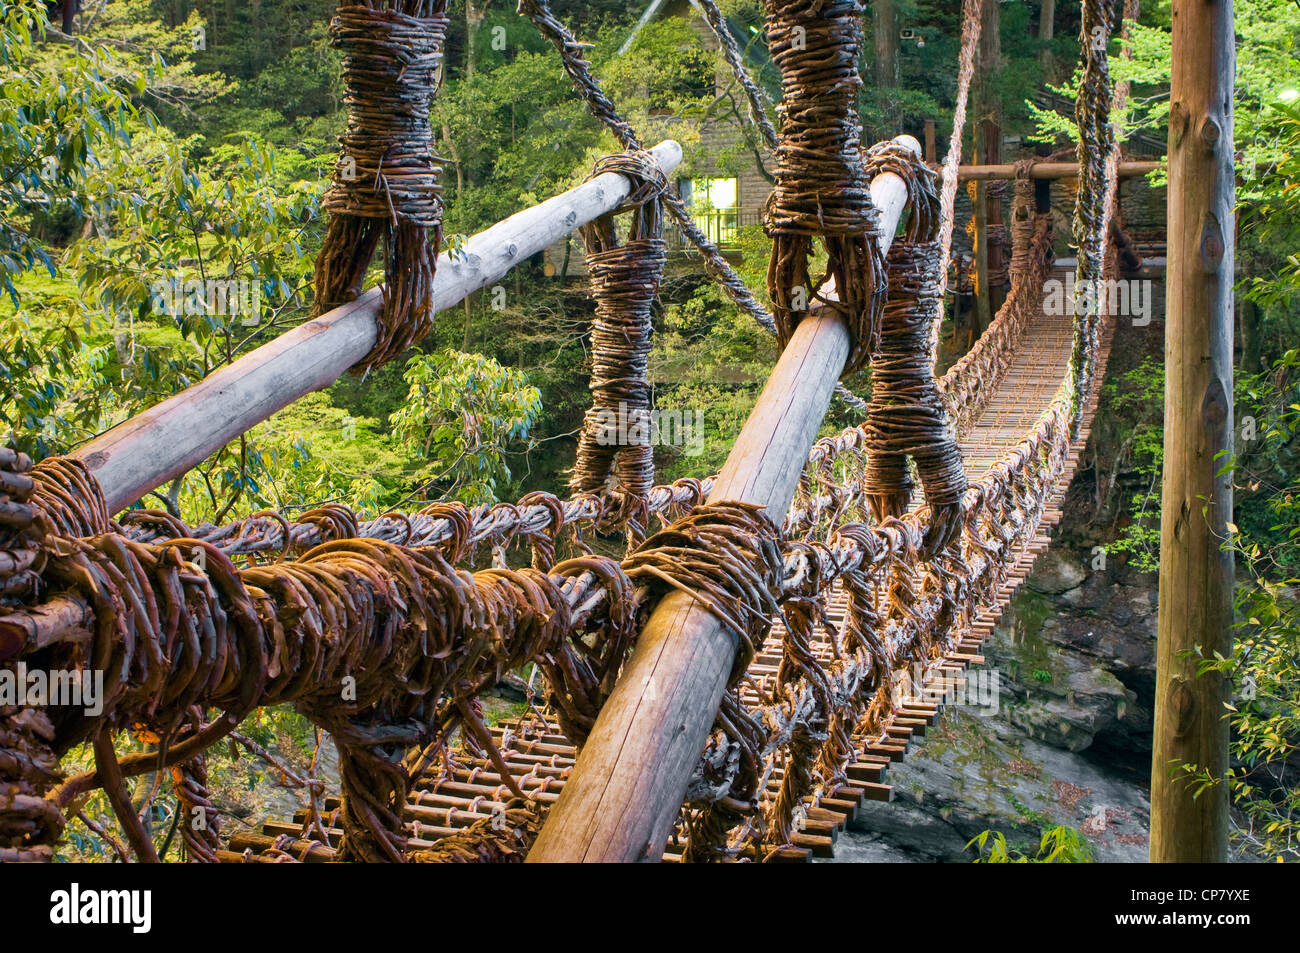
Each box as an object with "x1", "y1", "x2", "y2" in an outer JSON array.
[
  {"x1": 1150, "y1": 0, "x2": 1234, "y2": 864},
  {"x1": 955, "y1": 160, "x2": 1160, "y2": 180}
]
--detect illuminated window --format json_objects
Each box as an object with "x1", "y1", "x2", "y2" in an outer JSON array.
[{"x1": 681, "y1": 177, "x2": 739, "y2": 246}]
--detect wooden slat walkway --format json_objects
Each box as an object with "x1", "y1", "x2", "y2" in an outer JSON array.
[{"x1": 222, "y1": 267, "x2": 1121, "y2": 863}]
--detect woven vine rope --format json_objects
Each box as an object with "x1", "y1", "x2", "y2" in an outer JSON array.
[
  {"x1": 570, "y1": 150, "x2": 668, "y2": 533},
  {"x1": 859, "y1": 140, "x2": 967, "y2": 555},
  {"x1": 763, "y1": 0, "x2": 886, "y2": 376},
  {"x1": 313, "y1": 1, "x2": 450, "y2": 373},
  {"x1": 1, "y1": 523, "x2": 635, "y2": 862},
  {"x1": 1070, "y1": 0, "x2": 1116, "y2": 424},
  {"x1": 621, "y1": 501, "x2": 784, "y2": 861},
  {"x1": 931, "y1": 0, "x2": 985, "y2": 348}
]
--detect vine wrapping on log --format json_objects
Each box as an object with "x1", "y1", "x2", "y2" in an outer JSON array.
[
  {"x1": 570, "y1": 151, "x2": 668, "y2": 535},
  {"x1": 313, "y1": 0, "x2": 450, "y2": 373},
  {"x1": 858, "y1": 140, "x2": 968, "y2": 554},
  {"x1": 764, "y1": 0, "x2": 887, "y2": 376}
]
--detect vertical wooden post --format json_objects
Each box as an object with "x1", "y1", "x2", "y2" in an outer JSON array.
[
  {"x1": 924, "y1": 119, "x2": 936, "y2": 164},
  {"x1": 874, "y1": 0, "x2": 898, "y2": 88},
  {"x1": 969, "y1": 0, "x2": 1001, "y2": 346},
  {"x1": 983, "y1": 118, "x2": 1007, "y2": 313},
  {"x1": 971, "y1": 177, "x2": 991, "y2": 347},
  {"x1": 1150, "y1": 0, "x2": 1235, "y2": 864},
  {"x1": 1034, "y1": 143, "x2": 1053, "y2": 214},
  {"x1": 1038, "y1": 0, "x2": 1056, "y2": 73}
]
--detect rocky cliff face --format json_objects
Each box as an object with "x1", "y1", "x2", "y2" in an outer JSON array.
[{"x1": 836, "y1": 504, "x2": 1159, "y2": 863}]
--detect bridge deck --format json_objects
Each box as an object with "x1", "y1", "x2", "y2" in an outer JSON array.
[{"x1": 221, "y1": 268, "x2": 1118, "y2": 864}]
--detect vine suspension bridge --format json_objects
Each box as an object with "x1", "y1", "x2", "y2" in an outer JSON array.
[{"x1": 0, "y1": 0, "x2": 1169, "y2": 864}]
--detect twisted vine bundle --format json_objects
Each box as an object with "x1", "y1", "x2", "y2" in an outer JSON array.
[
  {"x1": 313, "y1": 1, "x2": 450, "y2": 373},
  {"x1": 763, "y1": 0, "x2": 886, "y2": 375},
  {"x1": 0, "y1": 448, "x2": 38, "y2": 603},
  {"x1": 1070, "y1": 0, "x2": 1117, "y2": 423},
  {"x1": 570, "y1": 151, "x2": 668, "y2": 523},
  {"x1": 858, "y1": 141, "x2": 967, "y2": 553},
  {"x1": 3, "y1": 528, "x2": 634, "y2": 862},
  {"x1": 622, "y1": 501, "x2": 784, "y2": 861}
]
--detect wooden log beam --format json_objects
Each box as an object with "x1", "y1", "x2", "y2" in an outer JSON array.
[
  {"x1": 527, "y1": 136, "x2": 921, "y2": 863},
  {"x1": 1150, "y1": 0, "x2": 1235, "y2": 864},
  {"x1": 71, "y1": 141, "x2": 685, "y2": 515},
  {"x1": 955, "y1": 160, "x2": 1161, "y2": 180}
]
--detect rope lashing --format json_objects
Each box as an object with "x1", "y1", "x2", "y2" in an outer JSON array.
[
  {"x1": 313, "y1": 1, "x2": 450, "y2": 374},
  {"x1": 30, "y1": 457, "x2": 111, "y2": 540},
  {"x1": 622, "y1": 502, "x2": 783, "y2": 684},
  {"x1": 570, "y1": 151, "x2": 668, "y2": 526},
  {"x1": 0, "y1": 448, "x2": 38, "y2": 602},
  {"x1": 931, "y1": 0, "x2": 984, "y2": 352},
  {"x1": 2, "y1": 530, "x2": 632, "y2": 861},
  {"x1": 0, "y1": 705, "x2": 62, "y2": 862},
  {"x1": 762, "y1": 545, "x2": 835, "y2": 848},
  {"x1": 621, "y1": 501, "x2": 783, "y2": 861},
  {"x1": 0, "y1": 453, "x2": 110, "y2": 607},
  {"x1": 407, "y1": 798, "x2": 544, "y2": 862},
  {"x1": 859, "y1": 141, "x2": 968, "y2": 555},
  {"x1": 171, "y1": 746, "x2": 221, "y2": 863},
  {"x1": 1009, "y1": 158, "x2": 1038, "y2": 277},
  {"x1": 530, "y1": 556, "x2": 638, "y2": 748},
  {"x1": 1069, "y1": 0, "x2": 1116, "y2": 426},
  {"x1": 763, "y1": 0, "x2": 887, "y2": 376}
]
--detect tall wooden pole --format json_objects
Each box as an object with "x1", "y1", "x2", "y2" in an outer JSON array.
[
  {"x1": 528, "y1": 138, "x2": 920, "y2": 863},
  {"x1": 982, "y1": 118, "x2": 1007, "y2": 313},
  {"x1": 874, "y1": 0, "x2": 898, "y2": 88},
  {"x1": 1150, "y1": 0, "x2": 1235, "y2": 863},
  {"x1": 1038, "y1": 0, "x2": 1056, "y2": 74}
]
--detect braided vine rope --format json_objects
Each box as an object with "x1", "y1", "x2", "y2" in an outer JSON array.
[
  {"x1": 931, "y1": 0, "x2": 985, "y2": 353},
  {"x1": 858, "y1": 140, "x2": 968, "y2": 553},
  {"x1": 313, "y1": 1, "x2": 450, "y2": 373},
  {"x1": 570, "y1": 151, "x2": 668, "y2": 538},
  {"x1": 1069, "y1": 0, "x2": 1117, "y2": 425},
  {"x1": 763, "y1": 0, "x2": 886, "y2": 376}
]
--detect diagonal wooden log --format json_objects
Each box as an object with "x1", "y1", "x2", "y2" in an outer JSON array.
[
  {"x1": 528, "y1": 135, "x2": 921, "y2": 863},
  {"x1": 71, "y1": 141, "x2": 685, "y2": 515}
]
